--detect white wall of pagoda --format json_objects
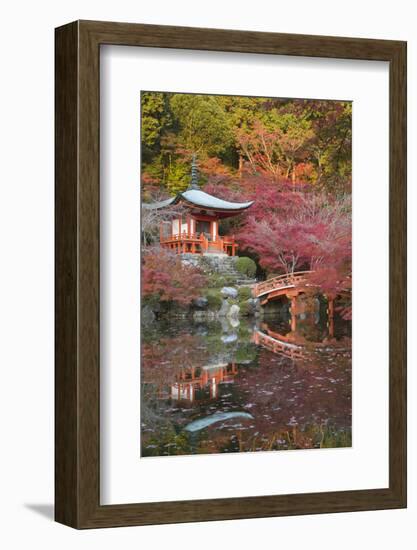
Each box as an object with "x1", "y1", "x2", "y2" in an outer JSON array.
[
  {"x1": 212, "y1": 220, "x2": 217, "y2": 241},
  {"x1": 172, "y1": 219, "x2": 179, "y2": 236}
]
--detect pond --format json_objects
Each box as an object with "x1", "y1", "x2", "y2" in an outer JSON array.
[{"x1": 141, "y1": 302, "x2": 352, "y2": 457}]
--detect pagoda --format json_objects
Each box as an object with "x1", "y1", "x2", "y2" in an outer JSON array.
[{"x1": 143, "y1": 157, "x2": 254, "y2": 256}]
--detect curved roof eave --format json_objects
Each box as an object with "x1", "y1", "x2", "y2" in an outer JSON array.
[
  {"x1": 179, "y1": 189, "x2": 254, "y2": 211},
  {"x1": 141, "y1": 197, "x2": 177, "y2": 210},
  {"x1": 142, "y1": 189, "x2": 254, "y2": 212}
]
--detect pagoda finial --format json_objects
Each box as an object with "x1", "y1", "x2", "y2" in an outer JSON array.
[{"x1": 189, "y1": 154, "x2": 200, "y2": 190}]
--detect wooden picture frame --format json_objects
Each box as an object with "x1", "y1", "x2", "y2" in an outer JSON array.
[{"x1": 55, "y1": 20, "x2": 407, "y2": 529}]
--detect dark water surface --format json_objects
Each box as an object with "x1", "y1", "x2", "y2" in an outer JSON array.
[{"x1": 141, "y1": 306, "x2": 352, "y2": 457}]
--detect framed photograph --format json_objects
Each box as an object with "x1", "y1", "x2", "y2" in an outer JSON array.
[{"x1": 55, "y1": 20, "x2": 406, "y2": 528}]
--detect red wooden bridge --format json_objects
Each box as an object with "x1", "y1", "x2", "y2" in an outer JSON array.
[
  {"x1": 251, "y1": 271, "x2": 351, "y2": 359},
  {"x1": 252, "y1": 326, "x2": 351, "y2": 362},
  {"x1": 252, "y1": 271, "x2": 317, "y2": 304}
]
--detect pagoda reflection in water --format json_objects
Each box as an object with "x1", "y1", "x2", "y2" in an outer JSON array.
[
  {"x1": 148, "y1": 362, "x2": 239, "y2": 405},
  {"x1": 141, "y1": 315, "x2": 352, "y2": 456}
]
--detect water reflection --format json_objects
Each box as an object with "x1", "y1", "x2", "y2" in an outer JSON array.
[
  {"x1": 161, "y1": 363, "x2": 238, "y2": 403},
  {"x1": 141, "y1": 306, "x2": 352, "y2": 457}
]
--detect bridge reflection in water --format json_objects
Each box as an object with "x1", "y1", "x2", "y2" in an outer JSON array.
[
  {"x1": 253, "y1": 308, "x2": 351, "y2": 361},
  {"x1": 141, "y1": 302, "x2": 351, "y2": 457}
]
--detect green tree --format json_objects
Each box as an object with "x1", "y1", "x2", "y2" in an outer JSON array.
[
  {"x1": 140, "y1": 92, "x2": 352, "y2": 197},
  {"x1": 169, "y1": 94, "x2": 233, "y2": 157},
  {"x1": 141, "y1": 92, "x2": 171, "y2": 163},
  {"x1": 303, "y1": 100, "x2": 352, "y2": 193}
]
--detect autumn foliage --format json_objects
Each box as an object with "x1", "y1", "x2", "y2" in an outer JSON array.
[
  {"x1": 141, "y1": 92, "x2": 351, "y2": 195},
  {"x1": 141, "y1": 92, "x2": 352, "y2": 305},
  {"x1": 240, "y1": 185, "x2": 350, "y2": 277},
  {"x1": 203, "y1": 174, "x2": 351, "y2": 298},
  {"x1": 142, "y1": 247, "x2": 207, "y2": 305}
]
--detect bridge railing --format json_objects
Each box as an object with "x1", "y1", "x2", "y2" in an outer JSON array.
[
  {"x1": 253, "y1": 329, "x2": 351, "y2": 360},
  {"x1": 253, "y1": 270, "x2": 315, "y2": 298}
]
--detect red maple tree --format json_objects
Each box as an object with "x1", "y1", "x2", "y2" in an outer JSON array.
[{"x1": 142, "y1": 246, "x2": 207, "y2": 305}]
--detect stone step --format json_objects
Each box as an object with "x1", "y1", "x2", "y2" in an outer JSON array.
[{"x1": 183, "y1": 254, "x2": 257, "y2": 285}]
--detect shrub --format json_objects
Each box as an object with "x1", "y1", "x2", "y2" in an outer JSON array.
[
  {"x1": 235, "y1": 344, "x2": 257, "y2": 363},
  {"x1": 236, "y1": 256, "x2": 257, "y2": 278},
  {"x1": 205, "y1": 289, "x2": 223, "y2": 310},
  {"x1": 223, "y1": 275, "x2": 237, "y2": 285},
  {"x1": 142, "y1": 246, "x2": 207, "y2": 305},
  {"x1": 238, "y1": 286, "x2": 252, "y2": 301},
  {"x1": 238, "y1": 301, "x2": 251, "y2": 316},
  {"x1": 208, "y1": 274, "x2": 227, "y2": 288}
]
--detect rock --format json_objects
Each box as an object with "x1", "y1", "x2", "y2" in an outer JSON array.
[
  {"x1": 229, "y1": 317, "x2": 240, "y2": 328},
  {"x1": 221, "y1": 333, "x2": 238, "y2": 344},
  {"x1": 151, "y1": 301, "x2": 161, "y2": 313},
  {"x1": 192, "y1": 310, "x2": 217, "y2": 322},
  {"x1": 193, "y1": 296, "x2": 208, "y2": 309},
  {"x1": 221, "y1": 286, "x2": 238, "y2": 299},
  {"x1": 181, "y1": 254, "x2": 202, "y2": 269},
  {"x1": 227, "y1": 304, "x2": 240, "y2": 320},
  {"x1": 219, "y1": 318, "x2": 230, "y2": 333},
  {"x1": 167, "y1": 311, "x2": 188, "y2": 319},
  {"x1": 141, "y1": 305, "x2": 155, "y2": 325},
  {"x1": 218, "y1": 298, "x2": 230, "y2": 318},
  {"x1": 194, "y1": 324, "x2": 209, "y2": 336},
  {"x1": 245, "y1": 298, "x2": 261, "y2": 315}
]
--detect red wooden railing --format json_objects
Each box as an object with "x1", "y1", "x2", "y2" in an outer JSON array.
[
  {"x1": 252, "y1": 330, "x2": 307, "y2": 360},
  {"x1": 253, "y1": 329, "x2": 351, "y2": 361},
  {"x1": 253, "y1": 271, "x2": 315, "y2": 298},
  {"x1": 160, "y1": 231, "x2": 238, "y2": 256}
]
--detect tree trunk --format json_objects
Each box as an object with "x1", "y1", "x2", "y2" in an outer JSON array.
[{"x1": 238, "y1": 154, "x2": 243, "y2": 179}]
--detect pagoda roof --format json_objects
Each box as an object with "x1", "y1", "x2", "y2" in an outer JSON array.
[{"x1": 143, "y1": 189, "x2": 253, "y2": 212}]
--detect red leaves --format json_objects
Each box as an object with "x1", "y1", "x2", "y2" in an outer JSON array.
[
  {"x1": 199, "y1": 157, "x2": 234, "y2": 183},
  {"x1": 142, "y1": 247, "x2": 207, "y2": 305},
  {"x1": 236, "y1": 118, "x2": 314, "y2": 183},
  {"x1": 200, "y1": 174, "x2": 352, "y2": 298},
  {"x1": 200, "y1": 174, "x2": 352, "y2": 296},
  {"x1": 236, "y1": 188, "x2": 352, "y2": 296}
]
